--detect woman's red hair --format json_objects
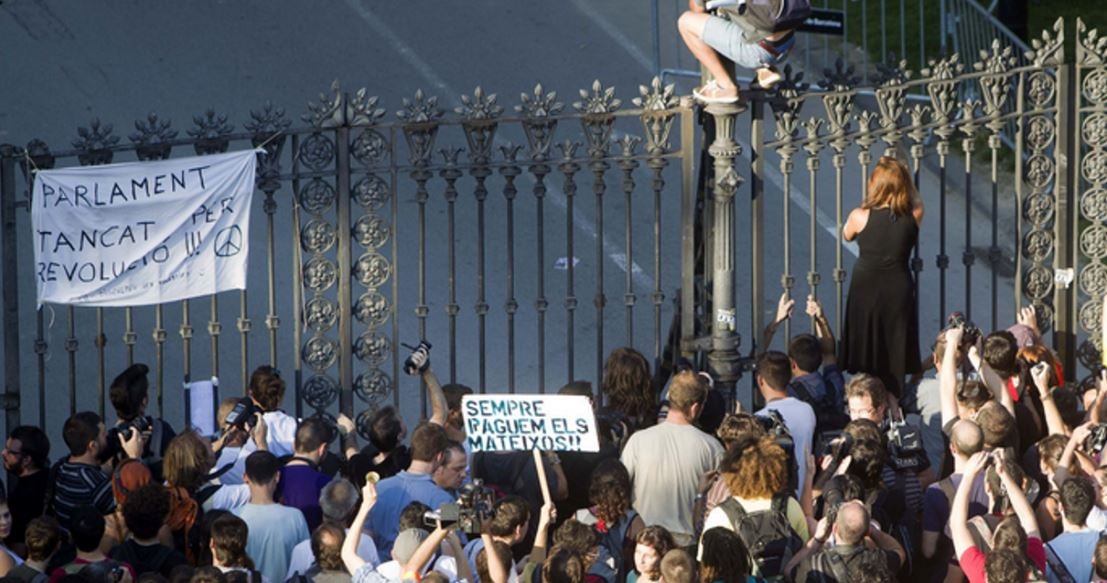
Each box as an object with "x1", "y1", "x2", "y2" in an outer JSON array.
[{"x1": 863, "y1": 156, "x2": 915, "y2": 217}]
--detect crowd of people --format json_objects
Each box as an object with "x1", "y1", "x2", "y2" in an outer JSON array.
[{"x1": 0, "y1": 291, "x2": 1103, "y2": 583}]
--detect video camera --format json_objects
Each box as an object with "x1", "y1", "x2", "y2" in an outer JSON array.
[
  {"x1": 223, "y1": 398, "x2": 258, "y2": 432},
  {"x1": 1086, "y1": 423, "x2": 1107, "y2": 454},
  {"x1": 887, "y1": 419, "x2": 923, "y2": 455},
  {"x1": 423, "y1": 479, "x2": 495, "y2": 534},
  {"x1": 403, "y1": 341, "x2": 432, "y2": 376}
]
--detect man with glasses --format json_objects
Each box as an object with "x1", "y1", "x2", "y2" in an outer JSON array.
[{"x1": 4, "y1": 426, "x2": 49, "y2": 553}]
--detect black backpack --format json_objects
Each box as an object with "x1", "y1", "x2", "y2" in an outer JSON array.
[
  {"x1": 758, "y1": 411, "x2": 799, "y2": 496},
  {"x1": 787, "y1": 378, "x2": 848, "y2": 439},
  {"x1": 717, "y1": 495, "x2": 803, "y2": 579}
]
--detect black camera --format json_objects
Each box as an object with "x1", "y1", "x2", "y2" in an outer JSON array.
[
  {"x1": 948, "y1": 311, "x2": 981, "y2": 349},
  {"x1": 887, "y1": 420, "x2": 923, "y2": 454},
  {"x1": 1086, "y1": 424, "x2": 1107, "y2": 454},
  {"x1": 403, "y1": 341, "x2": 432, "y2": 375},
  {"x1": 423, "y1": 479, "x2": 495, "y2": 534},
  {"x1": 223, "y1": 398, "x2": 258, "y2": 432},
  {"x1": 101, "y1": 416, "x2": 153, "y2": 461}
]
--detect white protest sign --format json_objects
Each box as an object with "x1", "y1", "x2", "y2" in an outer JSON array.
[
  {"x1": 462, "y1": 394, "x2": 599, "y2": 452},
  {"x1": 32, "y1": 149, "x2": 259, "y2": 307}
]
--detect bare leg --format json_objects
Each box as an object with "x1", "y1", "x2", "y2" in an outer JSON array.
[{"x1": 677, "y1": 11, "x2": 737, "y2": 92}]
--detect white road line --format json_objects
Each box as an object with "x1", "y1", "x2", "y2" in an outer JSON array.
[
  {"x1": 566, "y1": 0, "x2": 855, "y2": 257},
  {"x1": 568, "y1": 0, "x2": 655, "y2": 74},
  {"x1": 343, "y1": 0, "x2": 655, "y2": 290}
]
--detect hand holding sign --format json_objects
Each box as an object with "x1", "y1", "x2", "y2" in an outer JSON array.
[{"x1": 464, "y1": 395, "x2": 598, "y2": 506}]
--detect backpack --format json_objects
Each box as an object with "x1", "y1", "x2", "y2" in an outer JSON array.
[
  {"x1": 757, "y1": 411, "x2": 799, "y2": 495},
  {"x1": 594, "y1": 510, "x2": 637, "y2": 583},
  {"x1": 712, "y1": 0, "x2": 812, "y2": 33},
  {"x1": 788, "y1": 379, "x2": 848, "y2": 442},
  {"x1": 717, "y1": 495, "x2": 802, "y2": 579}
]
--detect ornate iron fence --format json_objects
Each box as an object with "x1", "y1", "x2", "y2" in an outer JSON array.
[
  {"x1": 0, "y1": 80, "x2": 695, "y2": 436},
  {"x1": 3, "y1": 18, "x2": 1107, "y2": 437}
]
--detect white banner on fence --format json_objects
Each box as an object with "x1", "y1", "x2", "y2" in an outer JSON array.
[
  {"x1": 31, "y1": 149, "x2": 259, "y2": 307},
  {"x1": 462, "y1": 394, "x2": 600, "y2": 452}
]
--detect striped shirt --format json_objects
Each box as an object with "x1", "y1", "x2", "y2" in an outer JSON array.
[{"x1": 53, "y1": 461, "x2": 114, "y2": 529}]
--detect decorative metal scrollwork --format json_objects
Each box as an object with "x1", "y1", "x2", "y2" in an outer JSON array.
[
  {"x1": 634, "y1": 77, "x2": 678, "y2": 156},
  {"x1": 518, "y1": 84, "x2": 564, "y2": 162},
  {"x1": 301, "y1": 219, "x2": 337, "y2": 254},
  {"x1": 354, "y1": 368, "x2": 392, "y2": 403},
  {"x1": 354, "y1": 252, "x2": 392, "y2": 288},
  {"x1": 352, "y1": 129, "x2": 389, "y2": 165},
  {"x1": 300, "y1": 179, "x2": 336, "y2": 213},
  {"x1": 302, "y1": 337, "x2": 338, "y2": 371},
  {"x1": 1082, "y1": 188, "x2": 1107, "y2": 222},
  {"x1": 352, "y1": 174, "x2": 390, "y2": 209},
  {"x1": 189, "y1": 109, "x2": 234, "y2": 155},
  {"x1": 130, "y1": 113, "x2": 178, "y2": 161},
  {"x1": 304, "y1": 296, "x2": 338, "y2": 332},
  {"x1": 353, "y1": 214, "x2": 391, "y2": 249},
  {"x1": 303, "y1": 257, "x2": 338, "y2": 291},
  {"x1": 302, "y1": 374, "x2": 339, "y2": 409},
  {"x1": 1080, "y1": 263, "x2": 1107, "y2": 298},
  {"x1": 298, "y1": 132, "x2": 335, "y2": 171},
  {"x1": 354, "y1": 331, "x2": 392, "y2": 366},
  {"x1": 354, "y1": 291, "x2": 391, "y2": 327},
  {"x1": 73, "y1": 119, "x2": 120, "y2": 166}
]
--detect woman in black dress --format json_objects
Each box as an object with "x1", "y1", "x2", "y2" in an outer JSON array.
[{"x1": 841, "y1": 156, "x2": 924, "y2": 402}]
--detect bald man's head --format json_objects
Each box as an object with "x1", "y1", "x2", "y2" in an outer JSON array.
[
  {"x1": 835, "y1": 501, "x2": 869, "y2": 545},
  {"x1": 950, "y1": 419, "x2": 984, "y2": 460}
]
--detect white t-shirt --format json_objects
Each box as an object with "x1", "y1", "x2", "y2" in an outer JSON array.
[
  {"x1": 375, "y1": 556, "x2": 458, "y2": 582},
  {"x1": 756, "y1": 397, "x2": 816, "y2": 498},
  {"x1": 286, "y1": 529, "x2": 381, "y2": 581},
  {"x1": 203, "y1": 483, "x2": 251, "y2": 512},
  {"x1": 230, "y1": 410, "x2": 300, "y2": 483},
  {"x1": 621, "y1": 421, "x2": 724, "y2": 541}
]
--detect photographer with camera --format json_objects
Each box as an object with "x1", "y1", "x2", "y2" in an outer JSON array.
[
  {"x1": 47, "y1": 412, "x2": 145, "y2": 531},
  {"x1": 787, "y1": 500, "x2": 905, "y2": 582},
  {"x1": 367, "y1": 422, "x2": 456, "y2": 558},
  {"x1": 235, "y1": 366, "x2": 297, "y2": 460},
  {"x1": 919, "y1": 419, "x2": 987, "y2": 578},
  {"x1": 343, "y1": 479, "x2": 474, "y2": 583},
  {"x1": 108, "y1": 364, "x2": 176, "y2": 482},
  {"x1": 462, "y1": 496, "x2": 530, "y2": 580},
  {"x1": 951, "y1": 451, "x2": 1047, "y2": 583}
]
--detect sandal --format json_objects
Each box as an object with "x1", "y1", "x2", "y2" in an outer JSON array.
[
  {"x1": 754, "y1": 67, "x2": 783, "y2": 91},
  {"x1": 693, "y1": 80, "x2": 739, "y2": 104}
]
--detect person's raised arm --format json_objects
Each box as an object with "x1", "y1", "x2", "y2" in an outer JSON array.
[
  {"x1": 995, "y1": 452, "x2": 1039, "y2": 539},
  {"x1": 337, "y1": 413, "x2": 359, "y2": 459},
  {"x1": 967, "y1": 343, "x2": 1015, "y2": 416},
  {"x1": 806, "y1": 296, "x2": 836, "y2": 367},
  {"x1": 251, "y1": 413, "x2": 269, "y2": 452},
  {"x1": 1055, "y1": 422, "x2": 1094, "y2": 488},
  {"x1": 940, "y1": 327, "x2": 964, "y2": 427},
  {"x1": 481, "y1": 533, "x2": 509, "y2": 583},
  {"x1": 343, "y1": 480, "x2": 378, "y2": 574},
  {"x1": 527, "y1": 501, "x2": 557, "y2": 567},
  {"x1": 445, "y1": 530, "x2": 473, "y2": 583},
  {"x1": 421, "y1": 365, "x2": 449, "y2": 427},
  {"x1": 1091, "y1": 373, "x2": 1107, "y2": 425},
  {"x1": 760, "y1": 292, "x2": 794, "y2": 354},
  {"x1": 784, "y1": 516, "x2": 829, "y2": 578},
  {"x1": 951, "y1": 452, "x2": 989, "y2": 559},
  {"x1": 1034, "y1": 364, "x2": 1069, "y2": 437},
  {"x1": 867, "y1": 522, "x2": 907, "y2": 567},
  {"x1": 402, "y1": 525, "x2": 453, "y2": 580}
]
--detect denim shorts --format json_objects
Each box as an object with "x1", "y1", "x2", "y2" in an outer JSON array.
[{"x1": 701, "y1": 14, "x2": 789, "y2": 69}]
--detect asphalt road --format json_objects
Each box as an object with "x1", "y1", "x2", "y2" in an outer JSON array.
[{"x1": 0, "y1": 0, "x2": 1020, "y2": 435}]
